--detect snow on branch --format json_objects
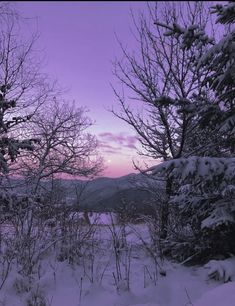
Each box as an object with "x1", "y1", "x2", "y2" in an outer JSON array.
[{"x1": 146, "y1": 157, "x2": 235, "y2": 184}]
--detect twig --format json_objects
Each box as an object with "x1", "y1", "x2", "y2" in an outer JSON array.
[{"x1": 185, "y1": 287, "x2": 194, "y2": 306}]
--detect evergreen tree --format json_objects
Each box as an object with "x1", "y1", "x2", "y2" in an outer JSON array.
[
  {"x1": 0, "y1": 5, "x2": 52, "y2": 174},
  {"x1": 148, "y1": 2, "x2": 235, "y2": 263},
  {"x1": 0, "y1": 84, "x2": 36, "y2": 173}
]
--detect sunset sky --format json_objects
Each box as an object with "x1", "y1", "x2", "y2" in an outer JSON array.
[{"x1": 15, "y1": 1, "x2": 157, "y2": 177}]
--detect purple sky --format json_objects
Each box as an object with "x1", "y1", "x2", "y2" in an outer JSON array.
[{"x1": 15, "y1": 1, "x2": 155, "y2": 177}]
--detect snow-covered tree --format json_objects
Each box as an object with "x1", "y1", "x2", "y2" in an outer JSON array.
[
  {"x1": 147, "y1": 156, "x2": 235, "y2": 262},
  {"x1": 147, "y1": 2, "x2": 235, "y2": 262},
  {"x1": 0, "y1": 5, "x2": 54, "y2": 174},
  {"x1": 0, "y1": 84, "x2": 39, "y2": 173},
  {"x1": 159, "y1": 2, "x2": 235, "y2": 156},
  {"x1": 112, "y1": 2, "x2": 219, "y2": 238},
  {"x1": 0, "y1": 4, "x2": 102, "y2": 228}
]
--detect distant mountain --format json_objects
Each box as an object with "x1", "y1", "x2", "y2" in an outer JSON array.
[
  {"x1": 2, "y1": 173, "x2": 161, "y2": 212},
  {"x1": 63, "y1": 173, "x2": 159, "y2": 212}
]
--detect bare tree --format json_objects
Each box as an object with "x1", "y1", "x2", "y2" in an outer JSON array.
[
  {"x1": 111, "y1": 2, "x2": 217, "y2": 238},
  {"x1": 0, "y1": 4, "x2": 56, "y2": 174},
  {"x1": 19, "y1": 99, "x2": 103, "y2": 193}
]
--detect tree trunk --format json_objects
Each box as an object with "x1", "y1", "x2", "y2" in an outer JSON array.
[{"x1": 160, "y1": 177, "x2": 172, "y2": 239}]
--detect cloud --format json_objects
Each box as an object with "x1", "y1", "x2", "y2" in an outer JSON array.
[
  {"x1": 98, "y1": 142, "x2": 122, "y2": 150},
  {"x1": 98, "y1": 132, "x2": 138, "y2": 154},
  {"x1": 103, "y1": 149, "x2": 121, "y2": 155}
]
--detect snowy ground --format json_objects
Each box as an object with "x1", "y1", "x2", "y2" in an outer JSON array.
[{"x1": 0, "y1": 223, "x2": 235, "y2": 306}]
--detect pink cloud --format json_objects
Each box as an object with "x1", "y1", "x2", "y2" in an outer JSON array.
[
  {"x1": 98, "y1": 132, "x2": 138, "y2": 152},
  {"x1": 98, "y1": 142, "x2": 122, "y2": 150}
]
